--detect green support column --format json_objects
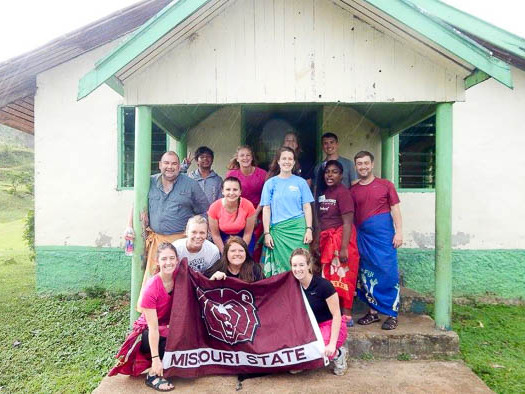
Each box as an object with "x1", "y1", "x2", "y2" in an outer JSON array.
[
  {"x1": 130, "y1": 106, "x2": 152, "y2": 324},
  {"x1": 434, "y1": 103, "x2": 453, "y2": 330},
  {"x1": 175, "y1": 132, "x2": 187, "y2": 161},
  {"x1": 381, "y1": 132, "x2": 394, "y2": 181}
]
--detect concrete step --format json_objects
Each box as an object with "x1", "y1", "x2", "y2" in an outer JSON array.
[
  {"x1": 351, "y1": 287, "x2": 431, "y2": 316},
  {"x1": 346, "y1": 313, "x2": 459, "y2": 360}
]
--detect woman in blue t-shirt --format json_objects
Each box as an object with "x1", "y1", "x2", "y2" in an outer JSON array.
[
  {"x1": 290, "y1": 248, "x2": 348, "y2": 376},
  {"x1": 261, "y1": 146, "x2": 314, "y2": 277}
]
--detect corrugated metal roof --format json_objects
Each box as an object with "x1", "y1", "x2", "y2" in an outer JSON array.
[{"x1": 0, "y1": 0, "x2": 172, "y2": 133}]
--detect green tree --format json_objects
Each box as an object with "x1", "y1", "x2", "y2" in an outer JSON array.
[{"x1": 23, "y1": 209, "x2": 35, "y2": 260}]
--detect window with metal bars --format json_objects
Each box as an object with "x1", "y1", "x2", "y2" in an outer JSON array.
[
  {"x1": 120, "y1": 107, "x2": 167, "y2": 188},
  {"x1": 398, "y1": 115, "x2": 435, "y2": 189}
]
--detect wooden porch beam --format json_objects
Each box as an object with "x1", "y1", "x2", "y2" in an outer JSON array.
[
  {"x1": 130, "y1": 106, "x2": 152, "y2": 324},
  {"x1": 152, "y1": 107, "x2": 184, "y2": 139},
  {"x1": 464, "y1": 70, "x2": 490, "y2": 90},
  {"x1": 434, "y1": 102, "x2": 453, "y2": 330}
]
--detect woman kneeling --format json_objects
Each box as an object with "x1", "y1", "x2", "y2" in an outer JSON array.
[
  {"x1": 290, "y1": 248, "x2": 348, "y2": 376},
  {"x1": 109, "y1": 243, "x2": 180, "y2": 391}
]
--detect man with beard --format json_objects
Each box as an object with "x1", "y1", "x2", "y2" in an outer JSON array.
[
  {"x1": 126, "y1": 151, "x2": 209, "y2": 295},
  {"x1": 350, "y1": 151, "x2": 403, "y2": 330}
]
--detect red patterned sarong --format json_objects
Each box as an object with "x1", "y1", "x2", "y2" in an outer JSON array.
[
  {"x1": 319, "y1": 225, "x2": 359, "y2": 310},
  {"x1": 108, "y1": 319, "x2": 150, "y2": 377},
  {"x1": 108, "y1": 318, "x2": 170, "y2": 376}
]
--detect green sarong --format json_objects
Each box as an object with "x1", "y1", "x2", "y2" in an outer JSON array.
[{"x1": 263, "y1": 216, "x2": 308, "y2": 277}]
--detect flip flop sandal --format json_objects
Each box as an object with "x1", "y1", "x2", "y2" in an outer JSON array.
[
  {"x1": 381, "y1": 317, "x2": 398, "y2": 330},
  {"x1": 357, "y1": 312, "x2": 380, "y2": 325},
  {"x1": 145, "y1": 374, "x2": 175, "y2": 392}
]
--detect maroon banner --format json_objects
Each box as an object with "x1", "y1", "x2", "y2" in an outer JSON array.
[{"x1": 163, "y1": 260, "x2": 326, "y2": 378}]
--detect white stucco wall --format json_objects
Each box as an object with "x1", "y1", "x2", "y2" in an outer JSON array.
[
  {"x1": 124, "y1": 0, "x2": 466, "y2": 105},
  {"x1": 452, "y1": 66, "x2": 525, "y2": 249},
  {"x1": 35, "y1": 41, "x2": 132, "y2": 247},
  {"x1": 185, "y1": 106, "x2": 241, "y2": 178},
  {"x1": 395, "y1": 67, "x2": 525, "y2": 250}
]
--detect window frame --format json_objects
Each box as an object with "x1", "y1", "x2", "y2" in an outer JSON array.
[
  {"x1": 117, "y1": 105, "x2": 170, "y2": 190},
  {"x1": 395, "y1": 117, "x2": 436, "y2": 193}
]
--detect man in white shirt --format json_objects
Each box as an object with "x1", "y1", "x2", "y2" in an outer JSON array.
[{"x1": 173, "y1": 215, "x2": 220, "y2": 273}]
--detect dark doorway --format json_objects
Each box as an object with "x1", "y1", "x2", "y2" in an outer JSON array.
[{"x1": 242, "y1": 106, "x2": 321, "y2": 174}]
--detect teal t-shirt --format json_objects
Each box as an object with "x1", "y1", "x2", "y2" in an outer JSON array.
[{"x1": 260, "y1": 175, "x2": 314, "y2": 225}]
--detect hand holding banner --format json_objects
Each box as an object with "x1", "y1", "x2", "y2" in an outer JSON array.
[{"x1": 163, "y1": 260, "x2": 327, "y2": 378}]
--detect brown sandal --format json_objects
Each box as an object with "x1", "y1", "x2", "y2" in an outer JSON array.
[
  {"x1": 357, "y1": 312, "x2": 380, "y2": 325},
  {"x1": 381, "y1": 316, "x2": 398, "y2": 330}
]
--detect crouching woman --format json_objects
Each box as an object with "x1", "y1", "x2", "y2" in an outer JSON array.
[
  {"x1": 205, "y1": 236, "x2": 263, "y2": 282},
  {"x1": 290, "y1": 248, "x2": 348, "y2": 376},
  {"x1": 108, "y1": 243, "x2": 181, "y2": 392}
]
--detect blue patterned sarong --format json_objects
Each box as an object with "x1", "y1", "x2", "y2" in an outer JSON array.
[{"x1": 356, "y1": 212, "x2": 400, "y2": 317}]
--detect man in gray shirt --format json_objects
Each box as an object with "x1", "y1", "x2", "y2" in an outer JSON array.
[
  {"x1": 127, "y1": 151, "x2": 209, "y2": 292},
  {"x1": 312, "y1": 132, "x2": 357, "y2": 195},
  {"x1": 181, "y1": 146, "x2": 223, "y2": 209}
]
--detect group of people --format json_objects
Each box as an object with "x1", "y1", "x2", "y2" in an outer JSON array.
[{"x1": 119, "y1": 131, "x2": 403, "y2": 391}]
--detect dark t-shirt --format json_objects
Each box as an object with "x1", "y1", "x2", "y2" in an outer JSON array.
[
  {"x1": 350, "y1": 177, "x2": 400, "y2": 227},
  {"x1": 318, "y1": 184, "x2": 354, "y2": 231},
  {"x1": 304, "y1": 275, "x2": 336, "y2": 323},
  {"x1": 295, "y1": 155, "x2": 315, "y2": 180},
  {"x1": 226, "y1": 266, "x2": 264, "y2": 282}
]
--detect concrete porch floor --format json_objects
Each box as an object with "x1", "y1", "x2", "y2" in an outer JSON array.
[{"x1": 94, "y1": 360, "x2": 492, "y2": 393}]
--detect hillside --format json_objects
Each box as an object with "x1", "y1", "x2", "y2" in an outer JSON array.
[
  {"x1": 0, "y1": 143, "x2": 34, "y2": 223},
  {"x1": 0, "y1": 124, "x2": 34, "y2": 149}
]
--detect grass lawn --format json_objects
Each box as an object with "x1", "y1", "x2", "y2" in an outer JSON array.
[
  {"x1": 452, "y1": 304, "x2": 525, "y2": 393},
  {"x1": 0, "y1": 251, "x2": 129, "y2": 393}
]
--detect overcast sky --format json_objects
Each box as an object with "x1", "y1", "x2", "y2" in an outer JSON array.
[{"x1": 0, "y1": 0, "x2": 524, "y2": 63}]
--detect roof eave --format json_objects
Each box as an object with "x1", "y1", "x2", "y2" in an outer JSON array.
[
  {"x1": 362, "y1": 0, "x2": 513, "y2": 89},
  {"x1": 77, "y1": 0, "x2": 211, "y2": 101},
  {"x1": 407, "y1": 0, "x2": 525, "y2": 61}
]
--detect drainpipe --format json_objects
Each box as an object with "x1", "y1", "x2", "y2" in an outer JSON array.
[
  {"x1": 434, "y1": 103, "x2": 453, "y2": 330},
  {"x1": 130, "y1": 106, "x2": 152, "y2": 324}
]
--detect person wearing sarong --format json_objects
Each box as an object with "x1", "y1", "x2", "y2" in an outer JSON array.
[
  {"x1": 125, "y1": 152, "x2": 208, "y2": 311},
  {"x1": 350, "y1": 151, "x2": 403, "y2": 330},
  {"x1": 316, "y1": 160, "x2": 359, "y2": 326},
  {"x1": 109, "y1": 243, "x2": 181, "y2": 392},
  {"x1": 261, "y1": 146, "x2": 314, "y2": 276},
  {"x1": 226, "y1": 145, "x2": 267, "y2": 261},
  {"x1": 208, "y1": 176, "x2": 257, "y2": 254}
]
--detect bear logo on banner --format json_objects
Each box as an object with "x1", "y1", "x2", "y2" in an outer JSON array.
[{"x1": 196, "y1": 287, "x2": 260, "y2": 345}]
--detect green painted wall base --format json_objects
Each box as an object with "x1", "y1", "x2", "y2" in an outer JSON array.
[
  {"x1": 399, "y1": 249, "x2": 525, "y2": 299},
  {"x1": 35, "y1": 246, "x2": 525, "y2": 298},
  {"x1": 36, "y1": 246, "x2": 130, "y2": 293}
]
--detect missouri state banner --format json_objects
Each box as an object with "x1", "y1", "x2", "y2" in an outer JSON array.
[{"x1": 163, "y1": 261, "x2": 327, "y2": 378}]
